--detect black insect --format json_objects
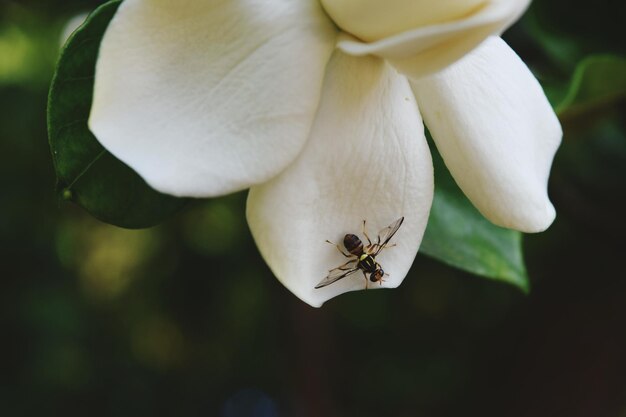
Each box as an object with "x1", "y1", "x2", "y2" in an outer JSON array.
[{"x1": 315, "y1": 217, "x2": 404, "y2": 289}]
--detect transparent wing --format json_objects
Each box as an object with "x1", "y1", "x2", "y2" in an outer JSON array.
[
  {"x1": 315, "y1": 262, "x2": 359, "y2": 289},
  {"x1": 373, "y1": 216, "x2": 404, "y2": 256}
]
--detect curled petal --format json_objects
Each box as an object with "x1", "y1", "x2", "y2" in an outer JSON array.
[
  {"x1": 411, "y1": 37, "x2": 562, "y2": 233},
  {"x1": 89, "y1": 0, "x2": 336, "y2": 197},
  {"x1": 322, "y1": 0, "x2": 489, "y2": 42},
  {"x1": 247, "y1": 50, "x2": 434, "y2": 307},
  {"x1": 337, "y1": 0, "x2": 530, "y2": 78}
]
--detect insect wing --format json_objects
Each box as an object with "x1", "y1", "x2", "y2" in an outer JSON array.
[
  {"x1": 315, "y1": 265, "x2": 359, "y2": 289},
  {"x1": 373, "y1": 217, "x2": 404, "y2": 256}
]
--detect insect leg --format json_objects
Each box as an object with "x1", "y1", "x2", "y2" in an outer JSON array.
[
  {"x1": 362, "y1": 270, "x2": 369, "y2": 290},
  {"x1": 379, "y1": 243, "x2": 397, "y2": 251},
  {"x1": 325, "y1": 240, "x2": 351, "y2": 258},
  {"x1": 371, "y1": 242, "x2": 398, "y2": 257},
  {"x1": 331, "y1": 259, "x2": 357, "y2": 272},
  {"x1": 362, "y1": 220, "x2": 373, "y2": 246}
]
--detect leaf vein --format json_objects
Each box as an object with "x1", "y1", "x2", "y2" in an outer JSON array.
[{"x1": 66, "y1": 149, "x2": 106, "y2": 190}]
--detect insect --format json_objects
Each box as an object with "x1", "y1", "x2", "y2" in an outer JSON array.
[{"x1": 315, "y1": 217, "x2": 404, "y2": 289}]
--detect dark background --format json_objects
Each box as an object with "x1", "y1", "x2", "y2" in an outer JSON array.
[{"x1": 1, "y1": 0, "x2": 625, "y2": 416}]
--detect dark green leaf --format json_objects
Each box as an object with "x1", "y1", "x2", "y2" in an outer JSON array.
[
  {"x1": 521, "y1": 9, "x2": 585, "y2": 72},
  {"x1": 557, "y1": 55, "x2": 626, "y2": 118},
  {"x1": 47, "y1": 0, "x2": 186, "y2": 229},
  {"x1": 530, "y1": 0, "x2": 625, "y2": 57},
  {"x1": 421, "y1": 147, "x2": 529, "y2": 292}
]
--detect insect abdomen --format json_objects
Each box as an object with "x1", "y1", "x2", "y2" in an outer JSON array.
[{"x1": 343, "y1": 234, "x2": 363, "y2": 255}]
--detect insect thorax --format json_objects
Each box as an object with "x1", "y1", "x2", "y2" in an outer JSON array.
[{"x1": 358, "y1": 254, "x2": 377, "y2": 273}]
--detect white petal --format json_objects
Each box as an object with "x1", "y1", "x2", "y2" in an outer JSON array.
[
  {"x1": 322, "y1": 0, "x2": 488, "y2": 42},
  {"x1": 89, "y1": 0, "x2": 336, "y2": 197},
  {"x1": 247, "y1": 50, "x2": 433, "y2": 307},
  {"x1": 411, "y1": 37, "x2": 562, "y2": 233},
  {"x1": 337, "y1": 0, "x2": 530, "y2": 78}
]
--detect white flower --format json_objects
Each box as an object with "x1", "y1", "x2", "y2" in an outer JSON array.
[{"x1": 88, "y1": 0, "x2": 561, "y2": 307}]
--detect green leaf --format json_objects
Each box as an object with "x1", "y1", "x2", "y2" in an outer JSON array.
[
  {"x1": 420, "y1": 147, "x2": 529, "y2": 292},
  {"x1": 521, "y1": 8, "x2": 585, "y2": 72},
  {"x1": 557, "y1": 55, "x2": 626, "y2": 118},
  {"x1": 47, "y1": 0, "x2": 186, "y2": 229}
]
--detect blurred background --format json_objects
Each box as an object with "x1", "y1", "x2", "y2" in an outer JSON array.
[{"x1": 1, "y1": 0, "x2": 625, "y2": 416}]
